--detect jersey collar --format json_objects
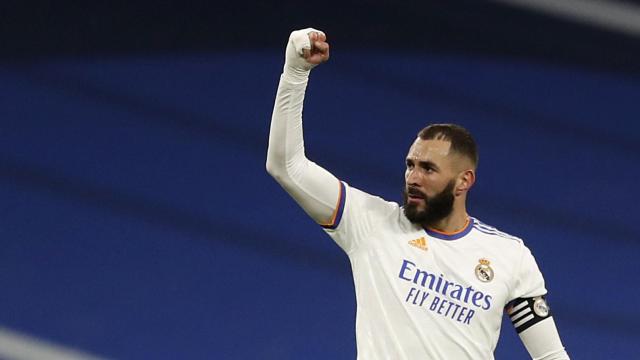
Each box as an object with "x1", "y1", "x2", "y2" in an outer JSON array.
[{"x1": 424, "y1": 217, "x2": 473, "y2": 240}]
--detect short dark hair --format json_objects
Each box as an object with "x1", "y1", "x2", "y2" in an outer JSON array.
[{"x1": 417, "y1": 124, "x2": 478, "y2": 169}]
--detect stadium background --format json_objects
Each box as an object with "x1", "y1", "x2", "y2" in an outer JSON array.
[{"x1": 1, "y1": 1, "x2": 639, "y2": 358}]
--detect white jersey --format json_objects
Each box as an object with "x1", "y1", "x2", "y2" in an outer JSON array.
[
  {"x1": 322, "y1": 182, "x2": 546, "y2": 360},
  {"x1": 267, "y1": 70, "x2": 568, "y2": 359}
]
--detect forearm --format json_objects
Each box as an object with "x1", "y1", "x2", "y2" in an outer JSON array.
[
  {"x1": 508, "y1": 296, "x2": 569, "y2": 360},
  {"x1": 519, "y1": 317, "x2": 569, "y2": 360}
]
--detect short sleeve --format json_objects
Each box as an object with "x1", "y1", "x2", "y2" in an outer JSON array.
[
  {"x1": 322, "y1": 182, "x2": 397, "y2": 254},
  {"x1": 509, "y1": 244, "x2": 547, "y2": 301}
]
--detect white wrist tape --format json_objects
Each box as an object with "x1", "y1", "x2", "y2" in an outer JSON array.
[{"x1": 283, "y1": 28, "x2": 325, "y2": 83}]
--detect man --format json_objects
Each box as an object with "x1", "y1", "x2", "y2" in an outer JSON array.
[{"x1": 266, "y1": 28, "x2": 569, "y2": 359}]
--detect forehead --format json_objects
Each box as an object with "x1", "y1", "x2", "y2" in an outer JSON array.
[{"x1": 406, "y1": 138, "x2": 452, "y2": 161}]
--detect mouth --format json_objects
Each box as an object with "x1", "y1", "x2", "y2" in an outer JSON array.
[{"x1": 406, "y1": 189, "x2": 426, "y2": 204}]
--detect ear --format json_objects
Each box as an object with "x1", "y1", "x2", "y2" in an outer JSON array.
[{"x1": 455, "y1": 169, "x2": 476, "y2": 196}]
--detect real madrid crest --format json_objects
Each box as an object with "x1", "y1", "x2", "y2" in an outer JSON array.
[
  {"x1": 475, "y1": 258, "x2": 494, "y2": 282},
  {"x1": 533, "y1": 296, "x2": 550, "y2": 317}
]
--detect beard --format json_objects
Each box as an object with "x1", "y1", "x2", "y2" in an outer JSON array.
[{"x1": 403, "y1": 180, "x2": 456, "y2": 227}]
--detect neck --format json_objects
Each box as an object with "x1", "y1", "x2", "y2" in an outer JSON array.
[{"x1": 425, "y1": 204, "x2": 469, "y2": 233}]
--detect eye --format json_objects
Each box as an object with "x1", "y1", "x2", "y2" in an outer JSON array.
[
  {"x1": 406, "y1": 160, "x2": 414, "y2": 169},
  {"x1": 421, "y1": 164, "x2": 434, "y2": 173}
]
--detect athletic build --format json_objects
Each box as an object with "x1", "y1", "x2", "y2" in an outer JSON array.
[{"x1": 267, "y1": 28, "x2": 569, "y2": 359}]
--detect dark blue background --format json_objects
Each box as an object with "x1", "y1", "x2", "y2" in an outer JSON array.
[{"x1": 1, "y1": 2, "x2": 639, "y2": 359}]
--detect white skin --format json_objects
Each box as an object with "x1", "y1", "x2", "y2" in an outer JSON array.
[
  {"x1": 302, "y1": 31, "x2": 330, "y2": 64},
  {"x1": 405, "y1": 137, "x2": 476, "y2": 232}
]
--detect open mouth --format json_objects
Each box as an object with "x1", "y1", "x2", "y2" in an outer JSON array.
[
  {"x1": 407, "y1": 189, "x2": 426, "y2": 203},
  {"x1": 407, "y1": 196, "x2": 424, "y2": 203}
]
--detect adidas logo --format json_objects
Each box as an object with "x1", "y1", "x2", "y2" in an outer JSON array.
[{"x1": 408, "y1": 237, "x2": 428, "y2": 251}]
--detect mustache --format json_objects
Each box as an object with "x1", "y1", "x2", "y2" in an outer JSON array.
[{"x1": 406, "y1": 186, "x2": 426, "y2": 199}]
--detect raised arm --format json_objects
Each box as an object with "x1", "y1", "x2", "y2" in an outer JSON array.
[{"x1": 266, "y1": 28, "x2": 343, "y2": 227}]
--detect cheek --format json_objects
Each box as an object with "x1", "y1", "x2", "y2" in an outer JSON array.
[{"x1": 424, "y1": 176, "x2": 447, "y2": 193}]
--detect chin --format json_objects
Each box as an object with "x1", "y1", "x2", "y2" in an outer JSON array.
[{"x1": 403, "y1": 205, "x2": 425, "y2": 224}]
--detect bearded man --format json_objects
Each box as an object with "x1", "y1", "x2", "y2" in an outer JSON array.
[{"x1": 266, "y1": 28, "x2": 569, "y2": 360}]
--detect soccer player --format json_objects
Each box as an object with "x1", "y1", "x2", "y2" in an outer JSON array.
[{"x1": 266, "y1": 28, "x2": 570, "y2": 359}]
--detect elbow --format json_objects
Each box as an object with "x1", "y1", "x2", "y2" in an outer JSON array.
[
  {"x1": 265, "y1": 146, "x2": 277, "y2": 175},
  {"x1": 266, "y1": 156, "x2": 295, "y2": 190},
  {"x1": 266, "y1": 143, "x2": 291, "y2": 182},
  {"x1": 265, "y1": 156, "x2": 283, "y2": 181},
  {"x1": 265, "y1": 158, "x2": 276, "y2": 177}
]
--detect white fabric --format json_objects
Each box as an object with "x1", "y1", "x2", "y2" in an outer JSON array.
[
  {"x1": 519, "y1": 318, "x2": 570, "y2": 360},
  {"x1": 266, "y1": 31, "x2": 568, "y2": 358},
  {"x1": 283, "y1": 28, "x2": 325, "y2": 84},
  {"x1": 266, "y1": 76, "x2": 340, "y2": 225},
  {"x1": 325, "y1": 183, "x2": 555, "y2": 359}
]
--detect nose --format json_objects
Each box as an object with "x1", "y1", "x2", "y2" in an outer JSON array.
[{"x1": 406, "y1": 167, "x2": 421, "y2": 186}]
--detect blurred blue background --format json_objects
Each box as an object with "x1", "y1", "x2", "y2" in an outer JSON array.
[{"x1": 1, "y1": 1, "x2": 639, "y2": 359}]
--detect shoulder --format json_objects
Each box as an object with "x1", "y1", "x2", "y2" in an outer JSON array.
[
  {"x1": 470, "y1": 217, "x2": 525, "y2": 250},
  {"x1": 345, "y1": 182, "x2": 399, "y2": 214},
  {"x1": 471, "y1": 217, "x2": 523, "y2": 242},
  {"x1": 469, "y1": 218, "x2": 544, "y2": 291}
]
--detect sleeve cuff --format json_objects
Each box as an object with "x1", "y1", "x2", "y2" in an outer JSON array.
[{"x1": 320, "y1": 181, "x2": 346, "y2": 230}]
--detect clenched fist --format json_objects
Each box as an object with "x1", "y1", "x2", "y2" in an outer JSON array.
[{"x1": 283, "y1": 28, "x2": 330, "y2": 83}]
